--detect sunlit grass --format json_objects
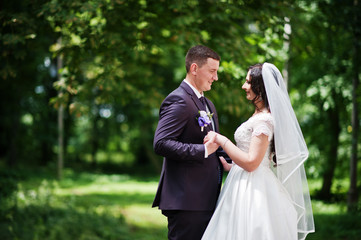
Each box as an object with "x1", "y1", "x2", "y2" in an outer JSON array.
[
  {"x1": 54, "y1": 172, "x2": 168, "y2": 233},
  {"x1": 308, "y1": 177, "x2": 351, "y2": 197},
  {"x1": 57, "y1": 172, "x2": 168, "y2": 240},
  {"x1": 5, "y1": 169, "x2": 167, "y2": 240},
  {"x1": 2, "y1": 169, "x2": 360, "y2": 240},
  {"x1": 312, "y1": 199, "x2": 347, "y2": 214},
  {"x1": 122, "y1": 204, "x2": 166, "y2": 227}
]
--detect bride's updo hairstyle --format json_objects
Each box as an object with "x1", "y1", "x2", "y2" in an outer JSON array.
[
  {"x1": 248, "y1": 63, "x2": 276, "y2": 164},
  {"x1": 248, "y1": 63, "x2": 269, "y2": 111}
]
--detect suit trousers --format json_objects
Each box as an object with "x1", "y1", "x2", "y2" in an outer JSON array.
[{"x1": 162, "y1": 210, "x2": 214, "y2": 240}]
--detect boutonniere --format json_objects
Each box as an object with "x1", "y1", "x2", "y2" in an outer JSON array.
[{"x1": 197, "y1": 110, "x2": 213, "y2": 132}]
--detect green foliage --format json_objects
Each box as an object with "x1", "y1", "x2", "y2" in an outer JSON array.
[
  {"x1": 307, "y1": 213, "x2": 361, "y2": 240},
  {"x1": 1, "y1": 204, "x2": 129, "y2": 240},
  {"x1": 0, "y1": 0, "x2": 58, "y2": 166},
  {"x1": 0, "y1": 0, "x2": 360, "y2": 207},
  {"x1": 1, "y1": 0, "x2": 294, "y2": 170},
  {"x1": 0, "y1": 170, "x2": 19, "y2": 206},
  {"x1": 288, "y1": 0, "x2": 360, "y2": 201}
]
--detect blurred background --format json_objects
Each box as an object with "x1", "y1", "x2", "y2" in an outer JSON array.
[{"x1": 1, "y1": 0, "x2": 360, "y2": 239}]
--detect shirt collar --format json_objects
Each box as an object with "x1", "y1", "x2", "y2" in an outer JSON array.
[{"x1": 183, "y1": 79, "x2": 203, "y2": 99}]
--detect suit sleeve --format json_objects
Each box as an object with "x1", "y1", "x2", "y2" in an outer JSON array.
[{"x1": 153, "y1": 96, "x2": 205, "y2": 162}]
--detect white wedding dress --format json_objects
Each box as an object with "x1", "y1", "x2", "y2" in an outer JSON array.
[{"x1": 202, "y1": 112, "x2": 298, "y2": 240}]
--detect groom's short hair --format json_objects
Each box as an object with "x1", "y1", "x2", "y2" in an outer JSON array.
[{"x1": 185, "y1": 45, "x2": 220, "y2": 73}]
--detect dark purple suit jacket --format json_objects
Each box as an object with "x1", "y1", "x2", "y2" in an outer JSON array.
[{"x1": 152, "y1": 81, "x2": 222, "y2": 211}]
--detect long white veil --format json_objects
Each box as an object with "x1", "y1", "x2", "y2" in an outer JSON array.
[{"x1": 262, "y1": 63, "x2": 315, "y2": 239}]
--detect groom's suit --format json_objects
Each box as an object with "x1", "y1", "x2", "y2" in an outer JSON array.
[{"x1": 153, "y1": 81, "x2": 223, "y2": 239}]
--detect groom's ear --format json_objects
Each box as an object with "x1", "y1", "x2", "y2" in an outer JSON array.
[{"x1": 190, "y1": 63, "x2": 198, "y2": 75}]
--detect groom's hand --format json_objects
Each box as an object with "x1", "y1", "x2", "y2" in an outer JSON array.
[
  {"x1": 204, "y1": 131, "x2": 219, "y2": 155},
  {"x1": 205, "y1": 140, "x2": 219, "y2": 155}
]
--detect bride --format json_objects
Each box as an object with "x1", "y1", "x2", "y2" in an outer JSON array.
[{"x1": 202, "y1": 63, "x2": 315, "y2": 240}]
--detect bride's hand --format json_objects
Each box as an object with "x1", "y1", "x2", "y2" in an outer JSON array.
[
  {"x1": 219, "y1": 156, "x2": 232, "y2": 172},
  {"x1": 203, "y1": 131, "x2": 219, "y2": 145}
]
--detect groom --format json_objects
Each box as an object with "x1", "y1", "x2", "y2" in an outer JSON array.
[{"x1": 152, "y1": 45, "x2": 224, "y2": 240}]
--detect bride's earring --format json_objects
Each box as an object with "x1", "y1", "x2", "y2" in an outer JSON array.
[{"x1": 255, "y1": 95, "x2": 262, "y2": 103}]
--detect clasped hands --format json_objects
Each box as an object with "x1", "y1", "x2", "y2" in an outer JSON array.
[
  {"x1": 204, "y1": 131, "x2": 232, "y2": 172},
  {"x1": 203, "y1": 131, "x2": 219, "y2": 153}
]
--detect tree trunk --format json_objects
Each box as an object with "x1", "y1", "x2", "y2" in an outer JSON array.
[
  {"x1": 57, "y1": 37, "x2": 64, "y2": 180},
  {"x1": 58, "y1": 104, "x2": 64, "y2": 180},
  {"x1": 348, "y1": 0, "x2": 360, "y2": 210},
  {"x1": 90, "y1": 113, "x2": 100, "y2": 167},
  {"x1": 348, "y1": 64, "x2": 359, "y2": 212},
  {"x1": 40, "y1": 72, "x2": 57, "y2": 166},
  {"x1": 7, "y1": 112, "x2": 19, "y2": 167},
  {"x1": 318, "y1": 92, "x2": 341, "y2": 200}
]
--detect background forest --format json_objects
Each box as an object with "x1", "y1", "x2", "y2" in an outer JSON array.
[{"x1": 1, "y1": 0, "x2": 361, "y2": 239}]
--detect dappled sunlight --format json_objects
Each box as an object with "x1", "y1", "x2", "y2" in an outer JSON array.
[
  {"x1": 56, "y1": 181, "x2": 158, "y2": 195},
  {"x1": 62, "y1": 192, "x2": 155, "y2": 208},
  {"x1": 54, "y1": 173, "x2": 167, "y2": 235},
  {"x1": 312, "y1": 200, "x2": 347, "y2": 214},
  {"x1": 2, "y1": 170, "x2": 360, "y2": 239},
  {"x1": 2, "y1": 0, "x2": 361, "y2": 239},
  {"x1": 121, "y1": 204, "x2": 167, "y2": 228},
  {"x1": 4, "y1": 171, "x2": 168, "y2": 239}
]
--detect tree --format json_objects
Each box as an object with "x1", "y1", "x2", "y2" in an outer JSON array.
[
  {"x1": 289, "y1": 0, "x2": 359, "y2": 203},
  {"x1": 38, "y1": 0, "x2": 293, "y2": 172},
  {"x1": 0, "y1": 0, "x2": 58, "y2": 167},
  {"x1": 347, "y1": 0, "x2": 360, "y2": 212}
]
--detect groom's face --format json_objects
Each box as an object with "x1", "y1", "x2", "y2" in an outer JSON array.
[{"x1": 194, "y1": 58, "x2": 219, "y2": 93}]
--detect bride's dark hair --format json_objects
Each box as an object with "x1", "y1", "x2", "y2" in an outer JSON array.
[
  {"x1": 248, "y1": 63, "x2": 269, "y2": 111},
  {"x1": 248, "y1": 63, "x2": 276, "y2": 164}
]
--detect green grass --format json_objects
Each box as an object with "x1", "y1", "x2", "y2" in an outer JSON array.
[
  {"x1": 1, "y1": 169, "x2": 167, "y2": 240},
  {"x1": 1, "y1": 169, "x2": 361, "y2": 239}
]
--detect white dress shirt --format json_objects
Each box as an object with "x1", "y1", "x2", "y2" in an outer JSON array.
[{"x1": 183, "y1": 79, "x2": 211, "y2": 158}]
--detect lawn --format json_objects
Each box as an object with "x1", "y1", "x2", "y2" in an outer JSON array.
[{"x1": 1, "y1": 168, "x2": 361, "y2": 240}]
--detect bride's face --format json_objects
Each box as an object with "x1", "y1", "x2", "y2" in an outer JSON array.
[{"x1": 242, "y1": 70, "x2": 256, "y2": 100}]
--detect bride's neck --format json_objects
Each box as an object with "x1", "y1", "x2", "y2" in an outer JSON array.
[{"x1": 254, "y1": 101, "x2": 268, "y2": 115}]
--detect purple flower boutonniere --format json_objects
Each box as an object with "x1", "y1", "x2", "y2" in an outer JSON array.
[{"x1": 197, "y1": 110, "x2": 213, "y2": 132}]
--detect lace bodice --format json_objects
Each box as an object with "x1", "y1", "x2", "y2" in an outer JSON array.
[{"x1": 234, "y1": 112, "x2": 274, "y2": 167}]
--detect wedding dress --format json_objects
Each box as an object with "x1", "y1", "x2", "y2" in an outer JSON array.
[{"x1": 202, "y1": 112, "x2": 298, "y2": 240}]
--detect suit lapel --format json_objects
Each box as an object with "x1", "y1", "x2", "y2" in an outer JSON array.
[
  {"x1": 204, "y1": 97, "x2": 219, "y2": 132},
  {"x1": 180, "y1": 81, "x2": 217, "y2": 132},
  {"x1": 203, "y1": 98, "x2": 216, "y2": 132},
  {"x1": 180, "y1": 81, "x2": 204, "y2": 111}
]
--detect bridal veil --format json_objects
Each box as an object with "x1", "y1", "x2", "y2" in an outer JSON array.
[{"x1": 262, "y1": 63, "x2": 315, "y2": 239}]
